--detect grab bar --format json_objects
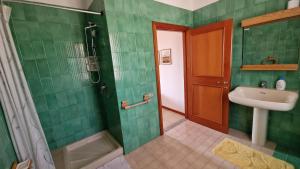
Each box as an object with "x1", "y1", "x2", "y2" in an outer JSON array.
[{"x1": 121, "y1": 93, "x2": 153, "y2": 110}]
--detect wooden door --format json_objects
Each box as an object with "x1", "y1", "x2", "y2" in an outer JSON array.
[{"x1": 186, "y1": 19, "x2": 233, "y2": 133}]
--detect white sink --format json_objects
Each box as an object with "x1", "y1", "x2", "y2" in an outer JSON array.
[
  {"x1": 229, "y1": 87, "x2": 298, "y2": 111},
  {"x1": 229, "y1": 86, "x2": 298, "y2": 146}
]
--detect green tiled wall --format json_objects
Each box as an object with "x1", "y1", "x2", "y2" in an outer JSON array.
[
  {"x1": 7, "y1": 3, "x2": 106, "y2": 149},
  {"x1": 0, "y1": 106, "x2": 17, "y2": 169},
  {"x1": 193, "y1": 0, "x2": 300, "y2": 152},
  {"x1": 243, "y1": 18, "x2": 300, "y2": 65},
  {"x1": 103, "y1": 0, "x2": 193, "y2": 153},
  {"x1": 88, "y1": 0, "x2": 124, "y2": 144},
  {"x1": 274, "y1": 145, "x2": 300, "y2": 169}
]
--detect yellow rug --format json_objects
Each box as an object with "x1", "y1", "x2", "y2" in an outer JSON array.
[{"x1": 212, "y1": 138, "x2": 294, "y2": 169}]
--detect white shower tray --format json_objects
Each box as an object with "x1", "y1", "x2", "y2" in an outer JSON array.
[{"x1": 63, "y1": 131, "x2": 123, "y2": 169}]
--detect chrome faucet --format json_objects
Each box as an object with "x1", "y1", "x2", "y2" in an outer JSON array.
[
  {"x1": 261, "y1": 56, "x2": 278, "y2": 65},
  {"x1": 259, "y1": 81, "x2": 268, "y2": 88}
]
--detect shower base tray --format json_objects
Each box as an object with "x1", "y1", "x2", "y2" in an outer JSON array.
[{"x1": 63, "y1": 131, "x2": 123, "y2": 169}]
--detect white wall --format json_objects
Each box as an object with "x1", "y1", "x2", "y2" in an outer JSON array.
[
  {"x1": 154, "y1": 0, "x2": 219, "y2": 11},
  {"x1": 154, "y1": 0, "x2": 193, "y2": 11},
  {"x1": 14, "y1": 0, "x2": 93, "y2": 9},
  {"x1": 157, "y1": 30, "x2": 185, "y2": 113}
]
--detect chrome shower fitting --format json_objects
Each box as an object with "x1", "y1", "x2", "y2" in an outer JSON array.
[{"x1": 84, "y1": 22, "x2": 101, "y2": 84}]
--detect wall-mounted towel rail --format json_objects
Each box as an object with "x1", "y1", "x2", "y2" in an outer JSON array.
[{"x1": 121, "y1": 93, "x2": 153, "y2": 110}]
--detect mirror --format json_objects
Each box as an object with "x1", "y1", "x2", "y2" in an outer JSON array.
[{"x1": 242, "y1": 17, "x2": 300, "y2": 65}]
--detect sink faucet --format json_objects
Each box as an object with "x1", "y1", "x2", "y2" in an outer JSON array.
[
  {"x1": 259, "y1": 81, "x2": 267, "y2": 88},
  {"x1": 261, "y1": 56, "x2": 278, "y2": 65}
]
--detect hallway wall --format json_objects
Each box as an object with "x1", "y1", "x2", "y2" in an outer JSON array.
[{"x1": 157, "y1": 30, "x2": 185, "y2": 113}]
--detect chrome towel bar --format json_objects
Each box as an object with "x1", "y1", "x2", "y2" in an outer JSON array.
[{"x1": 121, "y1": 93, "x2": 153, "y2": 110}]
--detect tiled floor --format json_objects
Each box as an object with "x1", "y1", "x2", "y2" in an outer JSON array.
[
  {"x1": 97, "y1": 156, "x2": 132, "y2": 169},
  {"x1": 162, "y1": 108, "x2": 185, "y2": 131},
  {"x1": 97, "y1": 120, "x2": 276, "y2": 169}
]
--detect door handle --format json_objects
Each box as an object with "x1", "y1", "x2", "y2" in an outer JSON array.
[{"x1": 223, "y1": 81, "x2": 228, "y2": 84}]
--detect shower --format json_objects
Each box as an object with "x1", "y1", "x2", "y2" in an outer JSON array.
[{"x1": 84, "y1": 21, "x2": 101, "y2": 83}]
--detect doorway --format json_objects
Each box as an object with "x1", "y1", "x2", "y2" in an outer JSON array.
[
  {"x1": 152, "y1": 19, "x2": 233, "y2": 135},
  {"x1": 152, "y1": 22, "x2": 189, "y2": 135}
]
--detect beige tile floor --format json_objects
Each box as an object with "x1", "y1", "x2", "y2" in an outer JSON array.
[
  {"x1": 162, "y1": 108, "x2": 185, "y2": 131},
  {"x1": 97, "y1": 120, "x2": 276, "y2": 169}
]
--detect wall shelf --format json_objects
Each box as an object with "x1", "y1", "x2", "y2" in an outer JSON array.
[
  {"x1": 240, "y1": 64, "x2": 299, "y2": 71},
  {"x1": 242, "y1": 7, "x2": 300, "y2": 28}
]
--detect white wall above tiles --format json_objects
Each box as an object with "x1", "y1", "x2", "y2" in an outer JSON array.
[
  {"x1": 154, "y1": 0, "x2": 219, "y2": 11},
  {"x1": 12, "y1": 0, "x2": 94, "y2": 9}
]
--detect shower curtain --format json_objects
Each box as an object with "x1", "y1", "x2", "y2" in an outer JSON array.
[{"x1": 0, "y1": 5, "x2": 55, "y2": 169}]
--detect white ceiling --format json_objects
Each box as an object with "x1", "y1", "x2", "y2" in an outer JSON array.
[
  {"x1": 154, "y1": 0, "x2": 219, "y2": 11},
  {"x1": 11, "y1": 0, "x2": 94, "y2": 9}
]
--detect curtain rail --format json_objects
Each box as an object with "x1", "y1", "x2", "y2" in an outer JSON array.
[{"x1": 2, "y1": 0, "x2": 104, "y2": 15}]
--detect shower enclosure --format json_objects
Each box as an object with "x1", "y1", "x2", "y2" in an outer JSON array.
[{"x1": 3, "y1": 0, "x2": 124, "y2": 169}]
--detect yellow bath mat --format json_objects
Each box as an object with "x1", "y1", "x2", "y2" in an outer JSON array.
[{"x1": 212, "y1": 138, "x2": 294, "y2": 169}]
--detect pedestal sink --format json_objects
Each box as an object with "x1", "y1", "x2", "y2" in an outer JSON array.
[{"x1": 228, "y1": 86, "x2": 298, "y2": 146}]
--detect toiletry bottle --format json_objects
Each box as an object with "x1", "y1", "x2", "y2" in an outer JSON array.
[{"x1": 276, "y1": 76, "x2": 286, "y2": 90}]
